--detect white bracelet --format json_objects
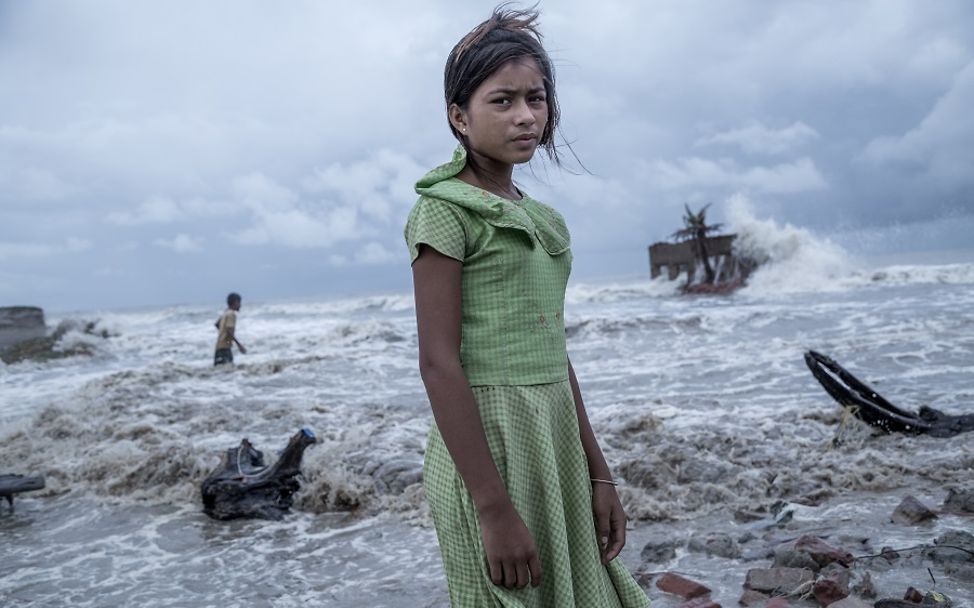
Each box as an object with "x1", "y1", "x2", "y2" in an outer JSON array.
[{"x1": 590, "y1": 478, "x2": 618, "y2": 486}]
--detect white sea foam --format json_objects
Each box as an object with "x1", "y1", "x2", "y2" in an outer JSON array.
[{"x1": 724, "y1": 195, "x2": 854, "y2": 296}]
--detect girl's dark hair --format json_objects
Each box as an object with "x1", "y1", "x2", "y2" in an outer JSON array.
[{"x1": 444, "y1": 4, "x2": 562, "y2": 165}]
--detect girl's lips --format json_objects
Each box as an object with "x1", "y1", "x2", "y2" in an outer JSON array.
[{"x1": 512, "y1": 134, "x2": 538, "y2": 147}]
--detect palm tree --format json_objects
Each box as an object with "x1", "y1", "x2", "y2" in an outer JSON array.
[{"x1": 671, "y1": 203, "x2": 723, "y2": 284}]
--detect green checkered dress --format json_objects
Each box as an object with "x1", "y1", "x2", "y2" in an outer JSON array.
[{"x1": 405, "y1": 147, "x2": 649, "y2": 608}]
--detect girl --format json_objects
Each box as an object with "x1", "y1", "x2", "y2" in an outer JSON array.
[{"x1": 405, "y1": 6, "x2": 649, "y2": 607}]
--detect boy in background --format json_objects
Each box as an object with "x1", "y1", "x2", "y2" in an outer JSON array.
[{"x1": 214, "y1": 292, "x2": 246, "y2": 365}]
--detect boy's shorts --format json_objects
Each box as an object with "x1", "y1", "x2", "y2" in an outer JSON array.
[{"x1": 214, "y1": 348, "x2": 234, "y2": 366}]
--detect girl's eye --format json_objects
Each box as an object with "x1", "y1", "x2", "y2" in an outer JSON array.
[
  {"x1": 493, "y1": 98, "x2": 511, "y2": 106},
  {"x1": 530, "y1": 96, "x2": 546, "y2": 104}
]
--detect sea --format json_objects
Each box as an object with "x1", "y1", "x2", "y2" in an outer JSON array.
[{"x1": 2, "y1": 213, "x2": 973, "y2": 607}]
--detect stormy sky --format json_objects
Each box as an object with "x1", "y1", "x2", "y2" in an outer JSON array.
[{"x1": 1, "y1": 0, "x2": 972, "y2": 310}]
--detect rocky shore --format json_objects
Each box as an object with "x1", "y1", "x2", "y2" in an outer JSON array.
[{"x1": 636, "y1": 489, "x2": 974, "y2": 608}]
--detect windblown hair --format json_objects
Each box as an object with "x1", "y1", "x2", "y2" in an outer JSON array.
[{"x1": 444, "y1": 4, "x2": 562, "y2": 165}]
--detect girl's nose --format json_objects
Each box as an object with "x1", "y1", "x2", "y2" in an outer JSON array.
[{"x1": 513, "y1": 99, "x2": 537, "y2": 125}]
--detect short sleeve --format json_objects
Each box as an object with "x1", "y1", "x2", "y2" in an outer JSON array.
[{"x1": 404, "y1": 197, "x2": 466, "y2": 264}]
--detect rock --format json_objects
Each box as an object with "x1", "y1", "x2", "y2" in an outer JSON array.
[
  {"x1": 793, "y1": 535, "x2": 854, "y2": 568},
  {"x1": 688, "y1": 532, "x2": 741, "y2": 559},
  {"x1": 891, "y1": 496, "x2": 938, "y2": 525},
  {"x1": 734, "y1": 508, "x2": 766, "y2": 523},
  {"x1": 634, "y1": 572, "x2": 654, "y2": 591},
  {"x1": 925, "y1": 529, "x2": 974, "y2": 565},
  {"x1": 738, "y1": 531, "x2": 757, "y2": 544},
  {"x1": 741, "y1": 544, "x2": 775, "y2": 562},
  {"x1": 826, "y1": 598, "x2": 872, "y2": 608},
  {"x1": 942, "y1": 487, "x2": 974, "y2": 514},
  {"x1": 738, "y1": 588, "x2": 769, "y2": 607},
  {"x1": 655, "y1": 572, "x2": 711, "y2": 599},
  {"x1": 640, "y1": 538, "x2": 682, "y2": 563},
  {"x1": 851, "y1": 571, "x2": 876, "y2": 599},
  {"x1": 773, "y1": 547, "x2": 820, "y2": 572},
  {"x1": 676, "y1": 596, "x2": 721, "y2": 608},
  {"x1": 372, "y1": 460, "x2": 423, "y2": 493},
  {"x1": 766, "y1": 599, "x2": 790, "y2": 608},
  {"x1": 0, "y1": 306, "x2": 45, "y2": 351},
  {"x1": 943, "y1": 562, "x2": 974, "y2": 582},
  {"x1": 874, "y1": 602, "x2": 922, "y2": 608},
  {"x1": 903, "y1": 588, "x2": 924, "y2": 603},
  {"x1": 743, "y1": 567, "x2": 815, "y2": 595},
  {"x1": 812, "y1": 563, "x2": 850, "y2": 606},
  {"x1": 880, "y1": 546, "x2": 900, "y2": 562}
]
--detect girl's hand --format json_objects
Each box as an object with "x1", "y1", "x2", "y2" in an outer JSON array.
[
  {"x1": 592, "y1": 483, "x2": 626, "y2": 564},
  {"x1": 478, "y1": 503, "x2": 544, "y2": 589}
]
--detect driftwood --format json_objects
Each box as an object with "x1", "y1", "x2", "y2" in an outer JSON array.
[
  {"x1": 0, "y1": 474, "x2": 45, "y2": 513},
  {"x1": 201, "y1": 428, "x2": 317, "y2": 520},
  {"x1": 804, "y1": 350, "x2": 974, "y2": 437}
]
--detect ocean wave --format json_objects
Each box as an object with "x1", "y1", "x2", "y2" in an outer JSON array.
[
  {"x1": 565, "y1": 277, "x2": 682, "y2": 305},
  {"x1": 566, "y1": 314, "x2": 703, "y2": 339},
  {"x1": 5, "y1": 356, "x2": 970, "y2": 528},
  {"x1": 722, "y1": 197, "x2": 974, "y2": 296}
]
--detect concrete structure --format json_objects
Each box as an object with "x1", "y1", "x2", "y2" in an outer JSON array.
[
  {"x1": 0, "y1": 306, "x2": 46, "y2": 351},
  {"x1": 649, "y1": 234, "x2": 741, "y2": 282}
]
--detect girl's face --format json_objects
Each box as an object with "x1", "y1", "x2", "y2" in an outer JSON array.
[{"x1": 450, "y1": 57, "x2": 549, "y2": 168}]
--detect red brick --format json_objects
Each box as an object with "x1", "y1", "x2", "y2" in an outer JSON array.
[
  {"x1": 678, "y1": 596, "x2": 721, "y2": 608},
  {"x1": 656, "y1": 572, "x2": 712, "y2": 599}
]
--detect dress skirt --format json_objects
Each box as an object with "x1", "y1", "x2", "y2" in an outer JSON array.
[{"x1": 423, "y1": 381, "x2": 650, "y2": 607}]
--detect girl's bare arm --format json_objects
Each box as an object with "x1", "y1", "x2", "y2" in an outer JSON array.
[
  {"x1": 412, "y1": 245, "x2": 542, "y2": 588},
  {"x1": 568, "y1": 358, "x2": 627, "y2": 563}
]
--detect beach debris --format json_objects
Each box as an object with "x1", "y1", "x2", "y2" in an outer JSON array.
[
  {"x1": 687, "y1": 532, "x2": 741, "y2": 559},
  {"x1": 773, "y1": 546, "x2": 820, "y2": 571},
  {"x1": 879, "y1": 546, "x2": 901, "y2": 562},
  {"x1": 639, "y1": 537, "x2": 681, "y2": 564},
  {"x1": 648, "y1": 203, "x2": 758, "y2": 294},
  {"x1": 675, "y1": 596, "x2": 721, "y2": 608},
  {"x1": 851, "y1": 571, "x2": 876, "y2": 598},
  {"x1": 904, "y1": 587, "x2": 925, "y2": 603},
  {"x1": 811, "y1": 562, "x2": 850, "y2": 606},
  {"x1": 942, "y1": 487, "x2": 974, "y2": 514},
  {"x1": 924, "y1": 529, "x2": 974, "y2": 568},
  {"x1": 827, "y1": 597, "x2": 873, "y2": 608},
  {"x1": 738, "y1": 588, "x2": 772, "y2": 606},
  {"x1": 803, "y1": 350, "x2": 974, "y2": 437},
  {"x1": 654, "y1": 572, "x2": 711, "y2": 599},
  {"x1": 742, "y1": 567, "x2": 814, "y2": 596},
  {"x1": 201, "y1": 428, "x2": 317, "y2": 520},
  {"x1": 794, "y1": 535, "x2": 854, "y2": 568},
  {"x1": 0, "y1": 474, "x2": 45, "y2": 513},
  {"x1": 891, "y1": 496, "x2": 938, "y2": 525},
  {"x1": 0, "y1": 305, "x2": 114, "y2": 364},
  {"x1": 875, "y1": 589, "x2": 954, "y2": 607}
]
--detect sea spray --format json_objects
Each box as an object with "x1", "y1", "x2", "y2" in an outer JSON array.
[{"x1": 725, "y1": 194, "x2": 853, "y2": 295}]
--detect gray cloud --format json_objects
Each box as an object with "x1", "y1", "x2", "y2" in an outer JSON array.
[
  {"x1": 1, "y1": 0, "x2": 972, "y2": 309},
  {"x1": 695, "y1": 122, "x2": 820, "y2": 155}
]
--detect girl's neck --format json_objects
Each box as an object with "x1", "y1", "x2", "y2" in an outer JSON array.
[{"x1": 456, "y1": 150, "x2": 521, "y2": 200}]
